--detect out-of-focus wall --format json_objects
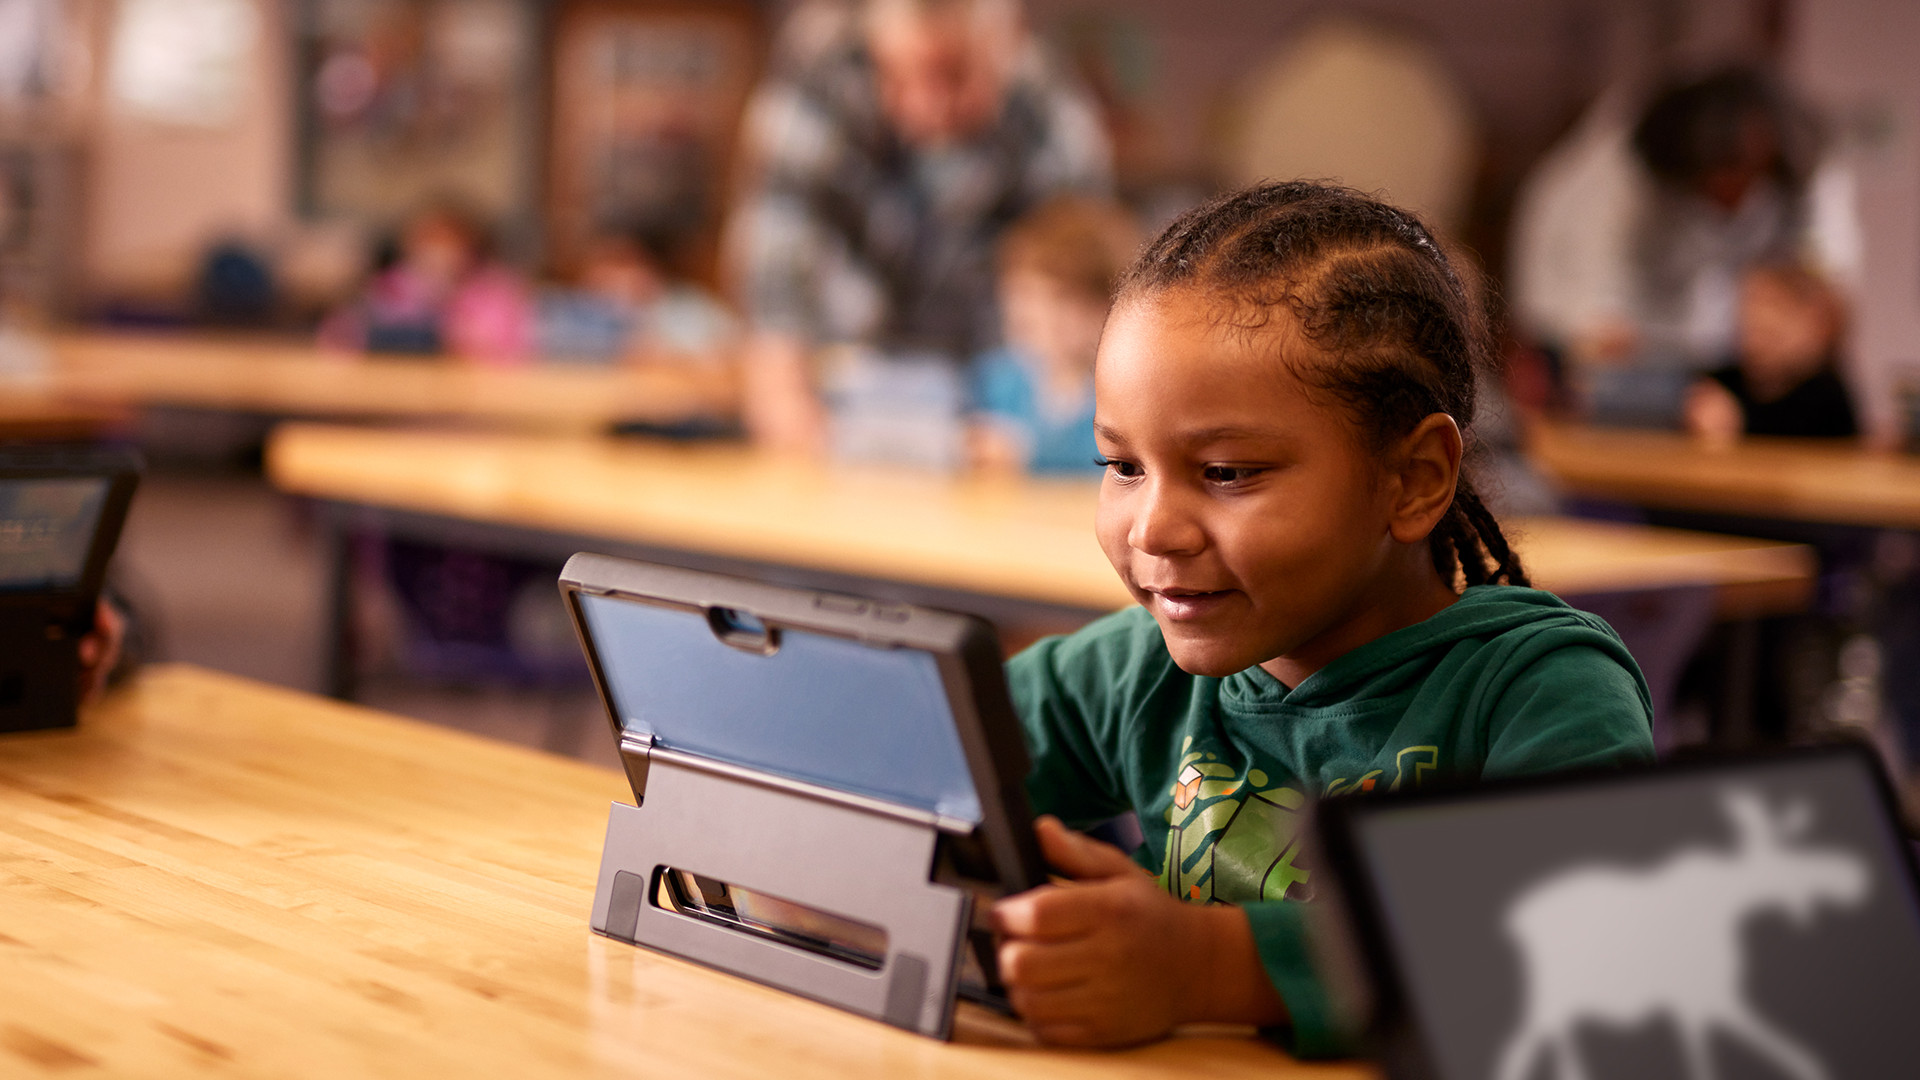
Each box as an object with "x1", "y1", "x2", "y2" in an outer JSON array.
[
  {"x1": 1027, "y1": 0, "x2": 1606, "y2": 183},
  {"x1": 80, "y1": 0, "x2": 292, "y2": 302},
  {"x1": 1020, "y1": 0, "x2": 1777, "y2": 274},
  {"x1": 1789, "y1": 0, "x2": 1920, "y2": 439}
]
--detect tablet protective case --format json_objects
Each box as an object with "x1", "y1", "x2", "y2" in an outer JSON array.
[{"x1": 559, "y1": 553, "x2": 1046, "y2": 1037}]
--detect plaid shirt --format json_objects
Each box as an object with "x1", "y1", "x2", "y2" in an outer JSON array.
[{"x1": 726, "y1": 32, "x2": 1112, "y2": 361}]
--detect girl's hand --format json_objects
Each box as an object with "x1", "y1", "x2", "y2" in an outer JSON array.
[
  {"x1": 991, "y1": 816, "x2": 1286, "y2": 1046},
  {"x1": 76, "y1": 599, "x2": 126, "y2": 707}
]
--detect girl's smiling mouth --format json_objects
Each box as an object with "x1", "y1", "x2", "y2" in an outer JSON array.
[{"x1": 1142, "y1": 585, "x2": 1236, "y2": 621}]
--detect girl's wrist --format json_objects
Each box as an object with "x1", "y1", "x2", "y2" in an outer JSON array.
[{"x1": 1176, "y1": 903, "x2": 1288, "y2": 1028}]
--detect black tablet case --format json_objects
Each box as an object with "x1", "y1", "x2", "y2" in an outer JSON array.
[
  {"x1": 0, "y1": 445, "x2": 140, "y2": 734},
  {"x1": 1316, "y1": 744, "x2": 1920, "y2": 1080}
]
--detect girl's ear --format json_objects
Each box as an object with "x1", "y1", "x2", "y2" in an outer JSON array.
[{"x1": 1386, "y1": 414, "x2": 1462, "y2": 544}]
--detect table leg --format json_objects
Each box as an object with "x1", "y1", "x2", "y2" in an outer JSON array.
[
  {"x1": 321, "y1": 503, "x2": 358, "y2": 701},
  {"x1": 1716, "y1": 618, "x2": 1762, "y2": 748}
]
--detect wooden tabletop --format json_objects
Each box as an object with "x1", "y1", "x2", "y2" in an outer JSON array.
[
  {"x1": 0, "y1": 387, "x2": 131, "y2": 442},
  {"x1": 1530, "y1": 421, "x2": 1920, "y2": 530},
  {"x1": 0, "y1": 665, "x2": 1360, "y2": 1078},
  {"x1": 266, "y1": 424, "x2": 1815, "y2": 618},
  {"x1": 0, "y1": 332, "x2": 734, "y2": 433}
]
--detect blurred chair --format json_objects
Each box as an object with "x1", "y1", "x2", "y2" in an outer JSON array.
[{"x1": 196, "y1": 241, "x2": 279, "y2": 327}]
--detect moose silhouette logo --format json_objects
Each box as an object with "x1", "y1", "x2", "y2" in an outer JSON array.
[{"x1": 1493, "y1": 789, "x2": 1870, "y2": 1080}]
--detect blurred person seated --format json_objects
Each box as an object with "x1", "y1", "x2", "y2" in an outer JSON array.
[
  {"x1": 319, "y1": 201, "x2": 533, "y2": 364},
  {"x1": 536, "y1": 230, "x2": 738, "y2": 367},
  {"x1": 1684, "y1": 261, "x2": 1858, "y2": 444},
  {"x1": 1509, "y1": 67, "x2": 1860, "y2": 427},
  {"x1": 969, "y1": 197, "x2": 1137, "y2": 473},
  {"x1": 725, "y1": 0, "x2": 1112, "y2": 454}
]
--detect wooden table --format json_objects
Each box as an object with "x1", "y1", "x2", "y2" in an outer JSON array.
[
  {"x1": 0, "y1": 331, "x2": 734, "y2": 434},
  {"x1": 269, "y1": 423, "x2": 1815, "y2": 614},
  {"x1": 1529, "y1": 421, "x2": 1920, "y2": 530},
  {"x1": 0, "y1": 664, "x2": 1360, "y2": 1079},
  {"x1": 0, "y1": 387, "x2": 131, "y2": 442},
  {"x1": 262, "y1": 424, "x2": 1814, "y2": 700}
]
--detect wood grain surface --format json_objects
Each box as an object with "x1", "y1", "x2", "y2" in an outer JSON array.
[
  {"x1": 0, "y1": 387, "x2": 131, "y2": 442},
  {"x1": 1530, "y1": 422, "x2": 1920, "y2": 530},
  {"x1": 266, "y1": 424, "x2": 1813, "y2": 616},
  {"x1": 2, "y1": 332, "x2": 735, "y2": 433},
  {"x1": 0, "y1": 665, "x2": 1361, "y2": 1079}
]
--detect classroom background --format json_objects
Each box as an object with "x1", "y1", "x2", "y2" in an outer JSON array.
[{"x1": 3, "y1": 0, "x2": 1919, "y2": 814}]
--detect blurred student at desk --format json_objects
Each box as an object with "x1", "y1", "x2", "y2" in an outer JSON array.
[
  {"x1": 535, "y1": 230, "x2": 739, "y2": 369},
  {"x1": 1684, "y1": 260, "x2": 1859, "y2": 444},
  {"x1": 321, "y1": 203, "x2": 738, "y2": 376},
  {"x1": 319, "y1": 200, "x2": 534, "y2": 364},
  {"x1": 725, "y1": 0, "x2": 1112, "y2": 454},
  {"x1": 970, "y1": 197, "x2": 1138, "y2": 474},
  {"x1": 1509, "y1": 66, "x2": 1859, "y2": 427}
]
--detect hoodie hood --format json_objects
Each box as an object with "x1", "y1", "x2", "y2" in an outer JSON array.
[{"x1": 1221, "y1": 585, "x2": 1649, "y2": 713}]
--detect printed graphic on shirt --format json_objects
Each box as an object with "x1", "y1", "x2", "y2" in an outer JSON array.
[
  {"x1": 1324, "y1": 745, "x2": 1440, "y2": 797},
  {"x1": 1160, "y1": 738, "x2": 1442, "y2": 905}
]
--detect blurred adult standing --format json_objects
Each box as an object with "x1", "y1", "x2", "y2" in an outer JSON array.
[
  {"x1": 724, "y1": 0, "x2": 1113, "y2": 452},
  {"x1": 1509, "y1": 67, "x2": 1860, "y2": 425}
]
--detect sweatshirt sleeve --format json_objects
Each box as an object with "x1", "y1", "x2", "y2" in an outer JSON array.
[
  {"x1": 1485, "y1": 642, "x2": 1656, "y2": 777},
  {"x1": 1004, "y1": 624, "x2": 1135, "y2": 829},
  {"x1": 1242, "y1": 902, "x2": 1362, "y2": 1058}
]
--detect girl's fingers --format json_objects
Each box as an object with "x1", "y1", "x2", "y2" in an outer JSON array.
[
  {"x1": 996, "y1": 933, "x2": 1106, "y2": 991},
  {"x1": 1007, "y1": 979, "x2": 1098, "y2": 1025},
  {"x1": 1026, "y1": 1020, "x2": 1097, "y2": 1047},
  {"x1": 991, "y1": 881, "x2": 1110, "y2": 940},
  {"x1": 1034, "y1": 816, "x2": 1142, "y2": 880}
]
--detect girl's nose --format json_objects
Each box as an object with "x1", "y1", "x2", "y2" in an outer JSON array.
[{"x1": 1127, "y1": 480, "x2": 1206, "y2": 557}]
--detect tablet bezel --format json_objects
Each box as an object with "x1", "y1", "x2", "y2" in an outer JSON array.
[
  {"x1": 1313, "y1": 740, "x2": 1920, "y2": 1080},
  {"x1": 558, "y1": 551, "x2": 1049, "y2": 898},
  {"x1": 0, "y1": 445, "x2": 142, "y2": 622}
]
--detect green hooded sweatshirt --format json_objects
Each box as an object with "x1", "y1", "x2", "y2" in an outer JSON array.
[{"x1": 1005, "y1": 584, "x2": 1656, "y2": 1057}]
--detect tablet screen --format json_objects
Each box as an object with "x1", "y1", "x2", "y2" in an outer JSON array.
[
  {"x1": 576, "y1": 592, "x2": 983, "y2": 824},
  {"x1": 1349, "y1": 752, "x2": 1920, "y2": 1080},
  {"x1": 0, "y1": 478, "x2": 110, "y2": 591}
]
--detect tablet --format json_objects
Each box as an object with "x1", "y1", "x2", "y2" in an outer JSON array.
[
  {"x1": 559, "y1": 554, "x2": 1048, "y2": 960},
  {"x1": 0, "y1": 445, "x2": 141, "y2": 732},
  {"x1": 1317, "y1": 743, "x2": 1920, "y2": 1080}
]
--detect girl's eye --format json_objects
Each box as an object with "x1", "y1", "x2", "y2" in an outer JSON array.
[
  {"x1": 1203, "y1": 465, "x2": 1264, "y2": 486},
  {"x1": 1093, "y1": 455, "x2": 1142, "y2": 479}
]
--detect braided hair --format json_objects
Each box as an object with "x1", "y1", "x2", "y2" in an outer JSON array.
[{"x1": 1116, "y1": 180, "x2": 1528, "y2": 589}]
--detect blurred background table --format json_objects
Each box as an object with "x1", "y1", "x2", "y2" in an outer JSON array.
[
  {"x1": 0, "y1": 387, "x2": 132, "y2": 442},
  {"x1": 4, "y1": 332, "x2": 735, "y2": 435},
  {"x1": 1528, "y1": 422, "x2": 1920, "y2": 529},
  {"x1": 0, "y1": 664, "x2": 1358, "y2": 1080},
  {"x1": 264, "y1": 424, "x2": 1815, "y2": 702}
]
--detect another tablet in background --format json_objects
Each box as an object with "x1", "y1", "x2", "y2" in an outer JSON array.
[
  {"x1": 0, "y1": 445, "x2": 141, "y2": 732},
  {"x1": 1318, "y1": 743, "x2": 1920, "y2": 1080}
]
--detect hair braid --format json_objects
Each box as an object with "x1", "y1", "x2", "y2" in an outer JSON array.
[{"x1": 1449, "y1": 480, "x2": 1529, "y2": 588}]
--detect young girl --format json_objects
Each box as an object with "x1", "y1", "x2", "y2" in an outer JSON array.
[{"x1": 990, "y1": 182, "x2": 1655, "y2": 1053}]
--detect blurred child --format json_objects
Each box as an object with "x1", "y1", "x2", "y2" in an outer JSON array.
[
  {"x1": 970, "y1": 198, "x2": 1140, "y2": 473},
  {"x1": 535, "y1": 230, "x2": 737, "y2": 367},
  {"x1": 1684, "y1": 262, "x2": 1857, "y2": 443},
  {"x1": 320, "y1": 201, "x2": 532, "y2": 364}
]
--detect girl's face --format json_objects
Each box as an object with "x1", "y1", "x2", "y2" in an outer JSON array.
[{"x1": 1093, "y1": 292, "x2": 1452, "y2": 682}]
